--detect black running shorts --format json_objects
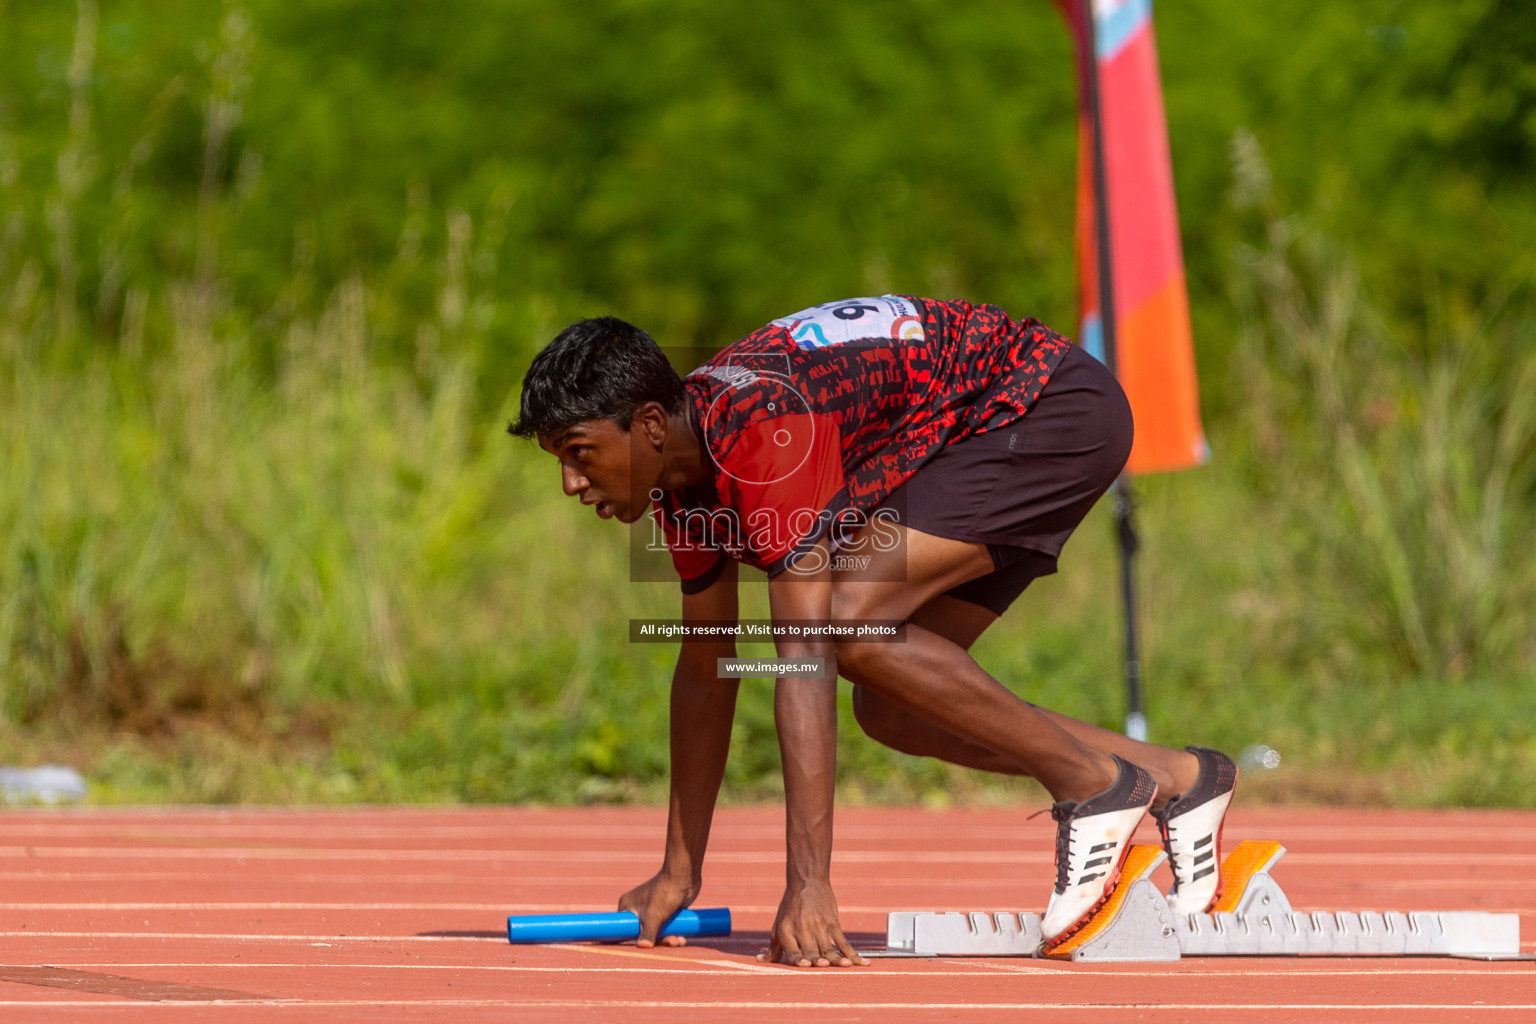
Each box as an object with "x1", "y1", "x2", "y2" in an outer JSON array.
[{"x1": 874, "y1": 343, "x2": 1134, "y2": 615}]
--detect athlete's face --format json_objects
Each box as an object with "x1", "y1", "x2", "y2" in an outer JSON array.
[{"x1": 540, "y1": 416, "x2": 663, "y2": 525}]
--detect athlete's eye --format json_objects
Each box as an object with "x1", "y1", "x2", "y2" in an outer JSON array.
[{"x1": 570, "y1": 445, "x2": 593, "y2": 460}]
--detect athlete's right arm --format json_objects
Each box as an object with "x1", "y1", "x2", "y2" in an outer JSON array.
[{"x1": 618, "y1": 558, "x2": 740, "y2": 947}]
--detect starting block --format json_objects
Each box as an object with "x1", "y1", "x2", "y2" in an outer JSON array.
[{"x1": 872, "y1": 840, "x2": 1526, "y2": 961}]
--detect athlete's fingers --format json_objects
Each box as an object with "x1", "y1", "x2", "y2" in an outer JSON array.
[
  {"x1": 777, "y1": 924, "x2": 810, "y2": 967},
  {"x1": 809, "y1": 928, "x2": 845, "y2": 967},
  {"x1": 815, "y1": 943, "x2": 850, "y2": 967},
  {"x1": 832, "y1": 929, "x2": 869, "y2": 966},
  {"x1": 624, "y1": 901, "x2": 660, "y2": 948},
  {"x1": 660, "y1": 934, "x2": 687, "y2": 947}
]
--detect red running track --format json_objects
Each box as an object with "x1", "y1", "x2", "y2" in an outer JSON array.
[{"x1": 1, "y1": 805, "x2": 1533, "y2": 1022}]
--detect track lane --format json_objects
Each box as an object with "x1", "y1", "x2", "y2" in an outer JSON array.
[{"x1": 2, "y1": 806, "x2": 1533, "y2": 1022}]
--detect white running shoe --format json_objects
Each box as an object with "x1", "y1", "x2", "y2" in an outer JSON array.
[
  {"x1": 1040, "y1": 755, "x2": 1158, "y2": 943},
  {"x1": 1152, "y1": 746, "x2": 1239, "y2": 915}
]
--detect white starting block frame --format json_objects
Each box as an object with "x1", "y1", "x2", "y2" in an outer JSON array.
[{"x1": 871, "y1": 842, "x2": 1526, "y2": 962}]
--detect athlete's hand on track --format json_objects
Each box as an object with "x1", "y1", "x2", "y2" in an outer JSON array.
[
  {"x1": 618, "y1": 871, "x2": 698, "y2": 948},
  {"x1": 757, "y1": 880, "x2": 869, "y2": 967}
]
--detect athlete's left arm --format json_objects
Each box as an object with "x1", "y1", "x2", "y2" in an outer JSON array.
[{"x1": 763, "y1": 540, "x2": 867, "y2": 968}]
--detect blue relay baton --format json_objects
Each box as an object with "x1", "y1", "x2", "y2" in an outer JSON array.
[{"x1": 507, "y1": 907, "x2": 731, "y2": 944}]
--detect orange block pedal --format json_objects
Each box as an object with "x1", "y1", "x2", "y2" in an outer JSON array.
[
  {"x1": 1040, "y1": 844, "x2": 1165, "y2": 959},
  {"x1": 1211, "y1": 839, "x2": 1287, "y2": 914}
]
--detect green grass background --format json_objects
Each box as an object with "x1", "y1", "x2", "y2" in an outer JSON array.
[{"x1": 0, "y1": 0, "x2": 1533, "y2": 805}]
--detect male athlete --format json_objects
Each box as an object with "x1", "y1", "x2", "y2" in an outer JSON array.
[{"x1": 511, "y1": 295, "x2": 1238, "y2": 967}]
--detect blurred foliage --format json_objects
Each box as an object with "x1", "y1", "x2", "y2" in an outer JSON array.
[
  {"x1": 3, "y1": 1, "x2": 1531, "y2": 382},
  {"x1": 0, "y1": 0, "x2": 1533, "y2": 805}
]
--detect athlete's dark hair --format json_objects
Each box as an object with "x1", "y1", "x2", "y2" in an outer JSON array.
[{"x1": 508, "y1": 316, "x2": 686, "y2": 439}]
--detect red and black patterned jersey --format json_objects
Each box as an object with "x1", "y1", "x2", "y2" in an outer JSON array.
[{"x1": 652, "y1": 295, "x2": 1070, "y2": 584}]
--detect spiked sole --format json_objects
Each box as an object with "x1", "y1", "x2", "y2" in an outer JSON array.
[
  {"x1": 1039, "y1": 839, "x2": 1135, "y2": 952},
  {"x1": 1041, "y1": 844, "x2": 1166, "y2": 958}
]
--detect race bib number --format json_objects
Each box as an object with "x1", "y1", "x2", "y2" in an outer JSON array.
[{"x1": 771, "y1": 295, "x2": 926, "y2": 350}]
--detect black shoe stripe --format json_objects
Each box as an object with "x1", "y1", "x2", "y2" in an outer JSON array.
[
  {"x1": 1089, "y1": 842, "x2": 1115, "y2": 854},
  {"x1": 1192, "y1": 865, "x2": 1216, "y2": 882},
  {"x1": 1084, "y1": 856, "x2": 1113, "y2": 869},
  {"x1": 1076, "y1": 871, "x2": 1107, "y2": 886},
  {"x1": 1194, "y1": 850, "x2": 1214, "y2": 866},
  {"x1": 1194, "y1": 834, "x2": 1212, "y2": 849}
]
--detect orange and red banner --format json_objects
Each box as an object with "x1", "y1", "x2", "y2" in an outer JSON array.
[{"x1": 1054, "y1": 0, "x2": 1208, "y2": 475}]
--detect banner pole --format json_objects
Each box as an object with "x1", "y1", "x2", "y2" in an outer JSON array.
[
  {"x1": 1082, "y1": 0, "x2": 1148, "y2": 741},
  {"x1": 1113, "y1": 480, "x2": 1146, "y2": 740}
]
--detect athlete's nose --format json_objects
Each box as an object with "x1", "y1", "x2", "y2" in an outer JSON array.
[{"x1": 562, "y1": 463, "x2": 589, "y2": 497}]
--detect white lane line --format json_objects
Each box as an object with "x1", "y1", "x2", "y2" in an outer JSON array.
[
  {"x1": 0, "y1": 849, "x2": 1040, "y2": 864},
  {"x1": 7, "y1": 904, "x2": 1531, "y2": 916},
  {"x1": 6, "y1": 822, "x2": 1536, "y2": 843},
  {"x1": 0, "y1": 874, "x2": 1017, "y2": 889},
  {"x1": 0, "y1": 932, "x2": 502, "y2": 942},
  {"x1": 5, "y1": 913, "x2": 1531, "y2": 935},
  {"x1": 23, "y1": 964, "x2": 728, "y2": 975},
  {"x1": 1362, "y1": 879, "x2": 1536, "y2": 889},
  {"x1": 542, "y1": 945, "x2": 786, "y2": 974},
  {"x1": 0, "y1": 903, "x2": 590, "y2": 911},
  {"x1": 0, "y1": 826, "x2": 687, "y2": 840},
  {"x1": 0, "y1": 826, "x2": 1033, "y2": 841},
  {"x1": 3, "y1": 874, "x2": 1531, "y2": 898},
  {"x1": 0, "y1": 848, "x2": 703, "y2": 864},
  {"x1": 650, "y1": 960, "x2": 786, "y2": 975},
  {"x1": 957, "y1": 962, "x2": 1536, "y2": 977},
  {"x1": 6, "y1": 846, "x2": 1536, "y2": 867},
  {"x1": 0, "y1": 904, "x2": 1001, "y2": 914},
  {"x1": 0, "y1": 873, "x2": 525, "y2": 883},
  {"x1": 28, "y1": 963, "x2": 885, "y2": 974},
  {"x1": 1, "y1": 1000, "x2": 1535, "y2": 1010},
  {"x1": 33, "y1": 962, "x2": 1536, "y2": 978}
]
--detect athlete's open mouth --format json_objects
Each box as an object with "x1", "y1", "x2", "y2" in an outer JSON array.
[{"x1": 595, "y1": 501, "x2": 614, "y2": 520}]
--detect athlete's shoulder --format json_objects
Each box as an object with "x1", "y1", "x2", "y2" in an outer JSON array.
[
  {"x1": 920, "y1": 296, "x2": 1062, "y2": 346},
  {"x1": 764, "y1": 294, "x2": 930, "y2": 349},
  {"x1": 687, "y1": 319, "x2": 795, "y2": 390}
]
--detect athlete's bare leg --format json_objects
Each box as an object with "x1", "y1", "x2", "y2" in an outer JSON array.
[{"x1": 832, "y1": 525, "x2": 1198, "y2": 804}]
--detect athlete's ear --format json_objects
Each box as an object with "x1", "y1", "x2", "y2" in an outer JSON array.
[{"x1": 632, "y1": 401, "x2": 670, "y2": 449}]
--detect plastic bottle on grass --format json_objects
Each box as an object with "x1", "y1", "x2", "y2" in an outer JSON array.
[{"x1": 0, "y1": 765, "x2": 88, "y2": 805}]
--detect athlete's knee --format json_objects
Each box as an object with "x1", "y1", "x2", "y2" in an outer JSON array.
[
  {"x1": 831, "y1": 587, "x2": 893, "y2": 681},
  {"x1": 851, "y1": 687, "x2": 932, "y2": 757},
  {"x1": 851, "y1": 686, "x2": 900, "y2": 743},
  {"x1": 832, "y1": 577, "x2": 912, "y2": 626},
  {"x1": 834, "y1": 636, "x2": 876, "y2": 681}
]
